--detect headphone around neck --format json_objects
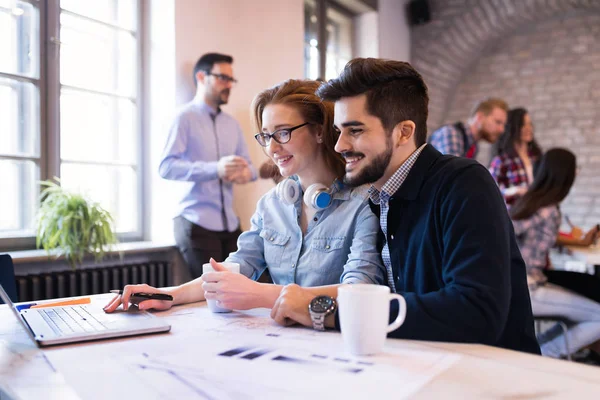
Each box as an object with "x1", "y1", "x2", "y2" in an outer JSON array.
[{"x1": 276, "y1": 178, "x2": 336, "y2": 211}]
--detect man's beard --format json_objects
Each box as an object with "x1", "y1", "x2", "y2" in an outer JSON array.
[
  {"x1": 342, "y1": 142, "x2": 393, "y2": 187},
  {"x1": 213, "y1": 89, "x2": 230, "y2": 106}
]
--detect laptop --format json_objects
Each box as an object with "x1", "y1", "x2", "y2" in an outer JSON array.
[{"x1": 0, "y1": 282, "x2": 171, "y2": 347}]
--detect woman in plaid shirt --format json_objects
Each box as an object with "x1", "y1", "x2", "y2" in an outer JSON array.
[
  {"x1": 511, "y1": 148, "x2": 600, "y2": 360},
  {"x1": 489, "y1": 108, "x2": 542, "y2": 208}
]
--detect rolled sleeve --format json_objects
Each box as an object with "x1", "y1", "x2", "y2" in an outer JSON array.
[{"x1": 339, "y1": 201, "x2": 386, "y2": 285}]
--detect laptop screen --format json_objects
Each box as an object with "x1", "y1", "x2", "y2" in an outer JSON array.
[{"x1": 0, "y1": 282, "x2": 38, "y2": 344}]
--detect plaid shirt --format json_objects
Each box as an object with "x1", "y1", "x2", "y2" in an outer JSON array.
[
  {"x1": 368, "y1": 144, "x2": 427, "y2": 291},
  {"x1": 429, "y1": 123, "x2": 476, "y2": 157},
  {"x1": 512, "y1": 205, "x2": 560, "y2": 286},
  {"x1": 489, "y1": 153, "x2": 537, "y2": 207}
]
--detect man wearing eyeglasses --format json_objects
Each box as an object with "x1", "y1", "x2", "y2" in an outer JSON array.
[{"x1": 159, "y1": 53, "x2": 257, "y2": 279}]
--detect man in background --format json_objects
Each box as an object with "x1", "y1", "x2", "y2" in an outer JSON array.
[
  {"x1": 429, "y1": 98, "x2": 508, "y2": 158},
  {"x1": 159, "y1": 53, "x2": 256, "y2": 279}
]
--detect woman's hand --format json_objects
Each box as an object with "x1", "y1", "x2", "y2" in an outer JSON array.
[
  {"x1": 103, "y1": 283, "x2": 174, "y2": 313},
  {"x1": 581, "y1": 225, "x2": 600, "y2": 247},
  {"x1": 202, "y1": 259, "x2": 263, "y2": 310}
]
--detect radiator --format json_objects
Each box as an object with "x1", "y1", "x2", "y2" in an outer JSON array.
[{"x1": 16, "y1": 262, "x2": 172, "y2": 302}]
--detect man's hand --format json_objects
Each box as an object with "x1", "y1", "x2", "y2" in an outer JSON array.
[
  {"x1": 582, "y1": 225, "x2": 600, "y2": 247},
  {"x1": 202, "y1": 258, "x2": 263, "y2": 310},
  {"x1": 270, "y1": 284, "x2": 315, "y2": 327},
  {"x1": 229, "y1": 165, "x2": 253, "y2": 184},
  {"x1": 217, "y1": 155, "x2": 248, "y2": 182}
]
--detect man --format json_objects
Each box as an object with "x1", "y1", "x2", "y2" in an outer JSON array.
[
  {"x1": 270, "y1": 58, "x2": 540, "y2": 354},
  {"x1": 159, "y1": 53, "x2": 256, "y2": 279},
  {"x1": 429, "y1": 98, "x2": 508, "y2": 158}
]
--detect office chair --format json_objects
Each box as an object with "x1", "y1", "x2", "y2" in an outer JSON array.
[{"x1": 0, "y1": 254, "x2": 18, "y2": 304}]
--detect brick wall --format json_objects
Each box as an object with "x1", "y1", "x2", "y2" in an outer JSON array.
[{"x1": 412, "y1": 0, "x2": 600, "y2": 229}]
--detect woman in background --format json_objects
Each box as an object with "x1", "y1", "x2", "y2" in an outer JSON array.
[
  {"x1": 105, "y1": 79, "x2": 385, "y2": 313},
  {"x1": 511, "y1": 148, "x2": 600, "y2": 360},
  {"x1": 489, "y1": 108, "x2": 543, "y2": 208}
]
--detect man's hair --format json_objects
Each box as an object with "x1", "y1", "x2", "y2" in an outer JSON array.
[
  {"x1": 193, "y1": 53, "x2": 233, "y2": 85},
  {"x1": 316, "y1": 58, "x2": 429, "y2": 146},
  {"x1": 470, "y1": 97, "x2": 508, "y2": 117}
]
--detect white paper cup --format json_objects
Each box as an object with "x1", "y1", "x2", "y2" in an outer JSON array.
[
  {"x1": 202, "y1": 262, "x2": 240, "y2": 313},
  {"x1": 338, "y1": 285, "x2": 406, "y2": 356}
]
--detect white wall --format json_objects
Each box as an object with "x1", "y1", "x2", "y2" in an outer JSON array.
[
  {"x1": 378, "y1": 0, "x2": 411, "y2": 62},
  {"x1": 354, "y1": 11, "x2": 379, "y2": 58},
  {"x1": 149, "y1": 0, "x2": 305, "y2": 242}
]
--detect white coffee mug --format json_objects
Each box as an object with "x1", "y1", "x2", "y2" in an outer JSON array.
[
  {"x1": 202, "y1": 262, "x2": 241, "y2": 313},
  {"x1": 337, "y1": 284, "x2": 407, "y2": 356}
]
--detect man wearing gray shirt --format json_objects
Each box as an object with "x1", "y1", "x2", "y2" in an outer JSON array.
[{"x1": 159, "y1": 53, "x2": 257, "y2": 278}]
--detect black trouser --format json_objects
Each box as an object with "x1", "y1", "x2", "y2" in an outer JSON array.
[
  {"x1": 545, "y1": 269, "x2": 600, "y2": 303},
  {"x1": 174, "y1": 216, "x2": 241, "y2": 279}
]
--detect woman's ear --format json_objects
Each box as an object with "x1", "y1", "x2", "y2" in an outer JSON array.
[{"x1": 392, "y1": 120, "x2": 416, "y2": 146}]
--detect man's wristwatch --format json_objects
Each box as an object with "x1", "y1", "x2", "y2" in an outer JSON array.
[{"x1": 309, "y1": 295, "x2": 337, "y2": 331}]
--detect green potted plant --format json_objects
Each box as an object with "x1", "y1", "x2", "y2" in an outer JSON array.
[{"x1": 36, "y1": 179, "x2": 118, "y2": 269}]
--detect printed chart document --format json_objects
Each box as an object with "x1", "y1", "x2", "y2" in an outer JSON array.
[{"x1": 44, "y1": 306, "x2": 461, "y2": 399}]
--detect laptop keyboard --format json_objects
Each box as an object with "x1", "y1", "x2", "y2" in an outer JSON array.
[{"x1": 38, "y1": 305, "x2": 108, "y2": 335}]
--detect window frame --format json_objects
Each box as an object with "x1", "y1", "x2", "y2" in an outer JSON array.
[{"x1": 0, "y1": 0, "x2": 147, "y2": 251}]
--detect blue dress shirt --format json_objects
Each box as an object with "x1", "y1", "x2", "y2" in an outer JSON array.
[
  {"x1": 226, "y1": 177, "x2": 386, "y2": 287},
  {"x1": 159, "y1": 99, "x2": 257, "y2": 232}
]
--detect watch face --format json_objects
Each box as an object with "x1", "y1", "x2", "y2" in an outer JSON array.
[{"x1": 310, "y1": 296, "x2": 334, "y2": 313}]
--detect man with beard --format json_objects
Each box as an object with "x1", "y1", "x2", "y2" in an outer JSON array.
[
  {"x1": 159, "y1": 53, "x2": 256, "y2": 279},
  {"x1": 429, "y1": 98, "x2": 508, "y2": 159},
  {"x1": 270, "y1": 58, "x2": 540, "y2": 354}
]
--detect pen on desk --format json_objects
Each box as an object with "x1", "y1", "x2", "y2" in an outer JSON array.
[
  {"x1": 565, "y1": 215, "x2": 574, "y2": 228},
  {"x1": 30, "y1": 297, "x2": 91, "y2": 309},
  {"x1": 110, "y1": 290, "x2": 174, "y2": 301}
]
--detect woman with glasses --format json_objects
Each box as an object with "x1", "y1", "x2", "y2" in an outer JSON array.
[{"x1": 104, "y1": 79, "x2": 385, "y2": 314}]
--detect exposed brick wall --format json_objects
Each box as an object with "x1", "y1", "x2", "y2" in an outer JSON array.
[{"x1": 412, "y1": 0, "x2": 600, "y2": 229}]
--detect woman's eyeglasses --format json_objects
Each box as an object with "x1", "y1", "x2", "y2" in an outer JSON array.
[{"x1": 254, "y1": 122, "x2": 310, "y2": 147}]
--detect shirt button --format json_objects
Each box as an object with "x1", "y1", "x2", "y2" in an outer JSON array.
[
  {"x1": 326, "y1": 245, "x2": 330, "y2": 249},
  {"x1": 391, "y1": 235, "x2": 394, "y2": 240},
  {"x1": 313, "y1": 217, "x2": 318, "y2": 222},
  {"x1": 270, "y1": 237, "x2": 274, "y2": 241},
  {"x1": 292, "y1": 263, "x2": 296, "y2": 268}
]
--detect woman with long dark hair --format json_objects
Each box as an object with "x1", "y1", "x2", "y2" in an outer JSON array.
[
  {"x1": 489, "y1": 108, "x2": 543, "y2": 207},
  {"x1": 511, "y1": 148, "x2": 600, "y2": 359}
]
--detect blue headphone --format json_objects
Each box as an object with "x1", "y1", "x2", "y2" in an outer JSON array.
[{"x1": 276, "y1": 179, "x2": 335, "y2": 211}]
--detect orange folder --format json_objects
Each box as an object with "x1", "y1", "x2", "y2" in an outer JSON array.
[{"x1": 30, "y1": 297, "x2": 91, "y2": 309}]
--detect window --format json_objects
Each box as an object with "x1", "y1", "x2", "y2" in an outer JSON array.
[
  {"x1": 0, "y1": 0, "x2": 144, "y2": 249},
  {"x1": 304, "y1": 0, "x2": 354, "y2": 80}
]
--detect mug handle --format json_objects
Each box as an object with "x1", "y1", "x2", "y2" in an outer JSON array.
[{"x1": 386, "y1": 294, "x2": 407, "y2": 333}]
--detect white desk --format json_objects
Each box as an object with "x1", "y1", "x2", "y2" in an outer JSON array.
[
  {"x1": 2, "y1": 295, "x2": 600, "y2": 399},
  {"x1": 568, "y1": 245, "x2": 600, "y2": 267}
]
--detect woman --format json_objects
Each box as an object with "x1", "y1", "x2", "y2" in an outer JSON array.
[
  {"x1": 104, "y1": 79, "x2": 385, "y2": 313},
  {"x1": 511, "y1": 148, "x2": 600, "y2": 359},
  {"x1": 489, "y1": 108, "x2": 543, "y2": 207}
]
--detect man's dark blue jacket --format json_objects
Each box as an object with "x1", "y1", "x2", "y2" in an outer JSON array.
[{"x1": 369, "y1": 144, "x2": 540, "y2": 354}]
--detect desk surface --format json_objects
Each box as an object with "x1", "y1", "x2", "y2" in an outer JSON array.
[
  {"x1": 568, "y1": 244, "x2": 600, "y2": 266},
  {"x1": 2, "y1": 295, "x2": 600, "y2": 399}
]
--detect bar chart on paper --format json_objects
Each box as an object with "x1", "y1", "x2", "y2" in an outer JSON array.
[{"x1": 43, "y1": 306, "x2": 461, "y2": 399}]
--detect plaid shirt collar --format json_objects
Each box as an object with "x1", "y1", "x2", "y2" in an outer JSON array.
[{"x1": 369, "y1": 143, "x2": 427, "y2": 205}]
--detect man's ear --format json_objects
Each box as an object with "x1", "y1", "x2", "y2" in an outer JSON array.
[
  {"x1": 196, "y1": 70, "x2": 207, "y2": 85},
  {"x1": 392, "y1": 120, "x2": 416, "y2": 147}
]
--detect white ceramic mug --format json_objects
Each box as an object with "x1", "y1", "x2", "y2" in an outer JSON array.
[
  {"x1": 337, "y1": 284, "x2": 407, "y2": 356},
  {"x1": 202, "y1": 262, "x2": 240, "y2": 313}
]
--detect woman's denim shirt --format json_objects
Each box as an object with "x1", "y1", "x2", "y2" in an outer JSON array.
[{"x1": 226, "y1": 178, "x2": 385, "y2": 287}]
